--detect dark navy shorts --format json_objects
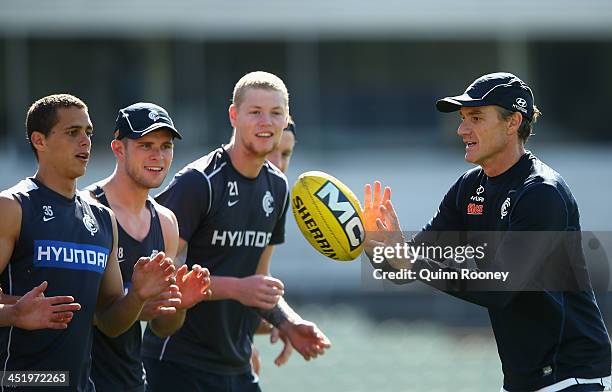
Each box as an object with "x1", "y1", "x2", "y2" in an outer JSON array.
[{"x1": 143, "y1": 357, "x2": 261, "y2": 392}]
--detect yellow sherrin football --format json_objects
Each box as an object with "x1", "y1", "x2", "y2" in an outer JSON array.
[{"x1": 291, "y1": 171, "x2": 365, "y2": 261}]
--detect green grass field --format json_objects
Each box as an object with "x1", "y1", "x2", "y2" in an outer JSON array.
[{"x1": 254, "y1": 304, "x2": 502, "y2": 391}]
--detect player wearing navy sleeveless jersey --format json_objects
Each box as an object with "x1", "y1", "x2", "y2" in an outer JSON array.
[
  {"x1": 0, "y1": 95, "x2": 177, "y2": 392},
  {"x1": 365, "y1": 73, "x2": 611, "y2": 392},
  {"x1": 143, "y1": 72, "x2": 330, "y2": 392},
  {"x1": 87, "y1": 103, "x2": 211, "y2": 392}
]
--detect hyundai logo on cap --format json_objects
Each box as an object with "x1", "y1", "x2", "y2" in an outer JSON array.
[
  {"x1": 114, "y1": 102, "x2": 182, "y2": 140},
  {"x1": 436, "y1": 72, "x2": 535, "y2": 120}
]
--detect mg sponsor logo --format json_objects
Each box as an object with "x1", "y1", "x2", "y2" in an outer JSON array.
[
  {"x1": 467, "y1": 203, "x2": 483, "y2": 215},
  {"x1": 315, "y1": 181, "x2": 364, "y2": 251}
]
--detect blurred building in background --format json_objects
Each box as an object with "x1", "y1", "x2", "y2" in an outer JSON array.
[{"x1": 2, "y1": 0, "x2": 612, "y2": 151}]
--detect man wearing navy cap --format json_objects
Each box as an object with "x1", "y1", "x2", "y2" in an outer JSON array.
[
  {"x1": 364, "y1": 73, "x2": 611, "y2": 391},
  {"x1": 87, "y1": 103, "x2": 212, "y2": 392}
]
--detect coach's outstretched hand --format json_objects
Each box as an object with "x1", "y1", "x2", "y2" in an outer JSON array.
[
  {"x1": 131, "y1": 252, "x2": 176, "y2": 302},
  {"x1": 364, "y1": 181, "x2": 406, "y2": 267},
  {"x1": 280, "y1": 319, "x2": 331, "y2": 361},
  {"x1": 10, "y1": 281, "x2": 81, "y2": 330},
  {"x1": 364, "y1": 181, "x2": 391, "y2": 256},
  {"x1": 175, "y1": 264, "x2": 212, "y2": 309}
]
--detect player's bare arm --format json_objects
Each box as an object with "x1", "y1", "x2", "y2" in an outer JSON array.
[
  {"x1": 148, "y1": 205, "x2": 211, "y2": 337},
  {"x1": 253, "y1": 313, "x2": 293, "y2": 368},
  {"x1": 209, "y1": 274, "x2": 284, "y2": 309},
  {"x1": 83, "y1": 189, "x2": 183, "y2": 326},
  {"x1": 158, "y1": 205, "x2": 211, "y2": 311},
  {"x1": 255, "y1": 246, "x2": 293, "y2": 367},
  {"x1": 201, "y1": 244, "x2": 284, "y2": 309},
  {"x1": 95, "y1": 211, "x2": 175, "y2": 337},
  {"x1": 141, "y1": 204, "x2": 182, "y2": 326},
  {"x1": 251, "y1": 246, "x2": 292, "y2": 368},
  {"x1": 254, "y1": 245, "x2": 332, "y2": 362},
  {"x1": 0, "y1": 194, "x2": 81, "y2": 329},
  {"x1": 0, "y1": 194, "x2": 22, "y2": 304}
]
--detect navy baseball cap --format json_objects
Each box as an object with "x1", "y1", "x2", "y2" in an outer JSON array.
[
  {"x1": 114, "y1": 102, "x2": 182, "y2": 140},
  {"x1": 436, "y1": 72, "x2": 535, "y2": 120}
]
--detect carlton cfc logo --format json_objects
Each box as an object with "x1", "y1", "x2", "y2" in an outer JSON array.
[
  {"x1": 262, "y1": 191, "x2": 274, "y2": 217},
  {"x1": 83, "y1": 214, "x2": 99, "y2": 236},
  {"x1": 500, "y1": 197, "x2": 511, "y2": 219},
  {"x1": 148, "y1": 110, "x2": 160, "y2": 121}
]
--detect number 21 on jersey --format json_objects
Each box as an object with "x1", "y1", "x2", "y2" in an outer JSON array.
[{"x1": 228, "y1": 181, "x2": 239, "y2": 197}]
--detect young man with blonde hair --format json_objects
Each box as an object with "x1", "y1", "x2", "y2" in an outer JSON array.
[{"x1": 143, "y1": 72, "x2": 330, "y2": 391}]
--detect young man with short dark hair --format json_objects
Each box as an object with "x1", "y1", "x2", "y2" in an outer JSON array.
[{"x1": 88, "y1": 102, "x2": 211, "y2": 392}]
